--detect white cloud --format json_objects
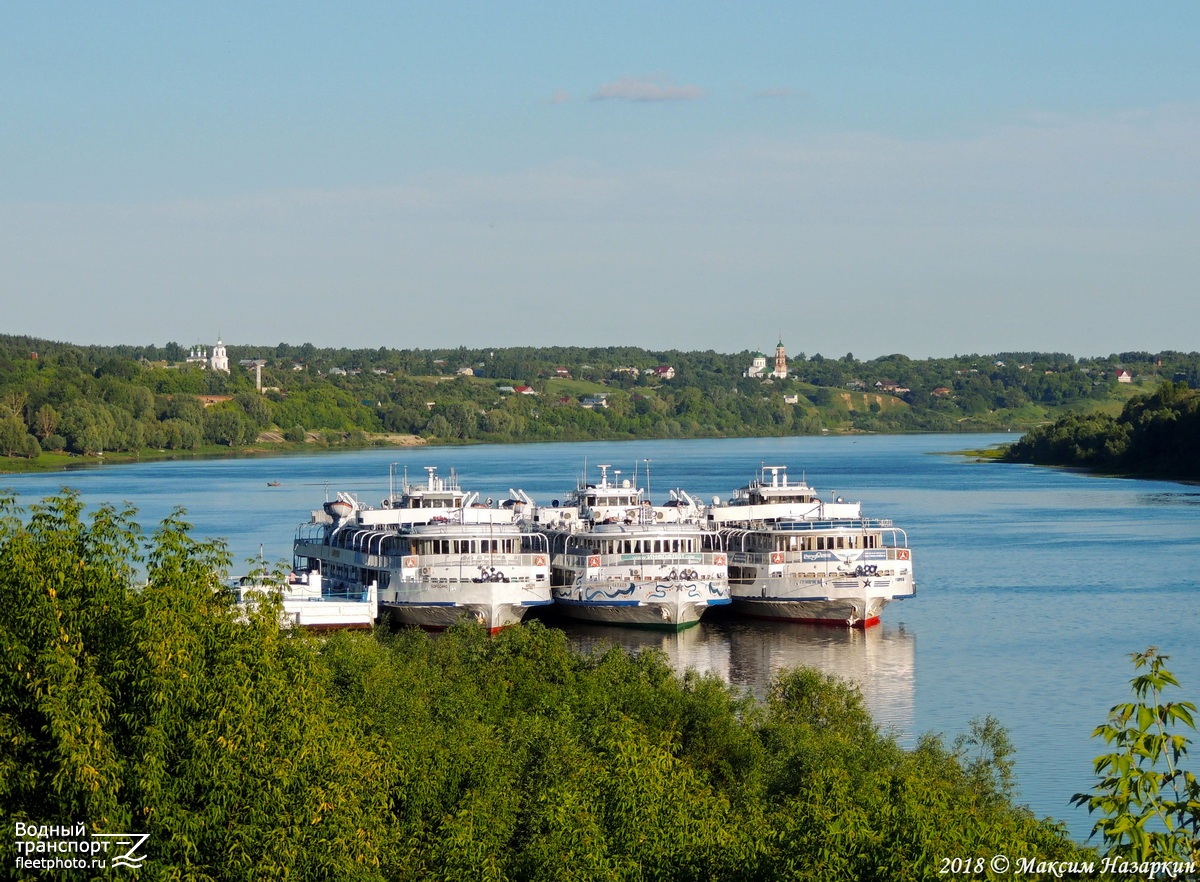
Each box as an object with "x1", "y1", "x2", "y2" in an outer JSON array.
[{"x1": 590, "y1": 75, "x2": 705, "y2": 103}]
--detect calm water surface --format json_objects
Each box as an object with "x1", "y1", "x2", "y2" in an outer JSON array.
[{"x1": 5, "y1": 433, "x2": 1198, "y2": 842}]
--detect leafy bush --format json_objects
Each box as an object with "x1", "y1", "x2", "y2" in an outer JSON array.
[
  {"x1": 1, "y1": 494, "x2": 1099, "y2": 879},
  {"x1": 1072, "y1": 649, "x2": 1200, "y2": 864}
]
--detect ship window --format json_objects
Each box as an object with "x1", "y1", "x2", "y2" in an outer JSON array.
[
  {"x1": 817, "y1": 537, "x2": 825, "y2": 550},
  {"x1": 836, "y1": 537, "x2": 845, "y2": 549}
]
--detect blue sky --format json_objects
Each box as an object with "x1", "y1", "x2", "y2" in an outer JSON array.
[{"x1": 3, "y1": 2, "x2": 1197, "y2": 358}]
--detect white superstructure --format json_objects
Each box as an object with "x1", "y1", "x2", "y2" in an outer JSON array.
[
  {"x1": 292, "y1": 467, "x2": 551, "y2": 632},
  {"x1": 708, "y1": 466, "x2": 914, "y2": 628},
  {"x1": 534, "y1": 465, "x2": 730, "y2": 630},
  {"x1": 233, "y1": 570, "x2": 377, "y2": 631}
]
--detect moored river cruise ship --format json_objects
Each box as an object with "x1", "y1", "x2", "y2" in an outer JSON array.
[
  {"x1": 534, "y1": 465, "x2": 730, "y2": 630},
  {"x1": 292, "y1": 467, "x2": 551, "y2": 633},
  {"x1": 707, "y1": 466, "x2": 914, "y2": 628}
]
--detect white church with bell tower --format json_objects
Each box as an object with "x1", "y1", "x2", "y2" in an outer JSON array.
[{"x1": 186, "y1": 336, "x2": 230, "y2": 373}]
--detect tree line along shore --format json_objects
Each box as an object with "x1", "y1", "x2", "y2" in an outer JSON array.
[
  {"x1": 1, "y1": 334, "x2": 1198, "y2": 477},
  {"x1": 1002, "y1": 381, "x2": 1200, "y2": 482}
]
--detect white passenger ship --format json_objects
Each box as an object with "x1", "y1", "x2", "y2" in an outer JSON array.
[
  {"x1": 534, "y1": 465, "x2": 730, "y2": 630},
  {"x1": 707, "y1": 466, "x2": 914, "y2": 628},
  {"x1": 292, "y1": 467, "x2": 551, "y2": 633}
]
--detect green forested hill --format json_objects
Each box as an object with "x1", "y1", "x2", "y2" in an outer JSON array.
[
  {"x1": 1003, "y1": 381, "x2": 1200, "y2": 481},
  {"x1": 2, "y1": 333, "x2": 1198, "y2": 470}
]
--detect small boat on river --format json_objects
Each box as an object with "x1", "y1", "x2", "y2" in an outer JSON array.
[{"x1": 233, "y1": 570, "x2": 376, "y2": 631}]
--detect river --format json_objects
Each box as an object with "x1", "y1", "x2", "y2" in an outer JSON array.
[{"x1": 4, "y1": 432, "x2": 1198, "y2": 842}]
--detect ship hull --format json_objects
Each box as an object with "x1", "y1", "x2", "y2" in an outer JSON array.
[
  {"x1": 730, "y1": 575, "x2": 908, "y2": 628},
  {"x1": 381, "y1": 580, "x2": 552, "y2": 633},
  {"x1": 730, "y1": 595, "x2": 887, "y2": 628},
  {"x1": 381, "y1": 598, "x2": 550, "y2": 633},
  {"x1": 552, "y1": 581, "x2": 729, "y2": 631}
]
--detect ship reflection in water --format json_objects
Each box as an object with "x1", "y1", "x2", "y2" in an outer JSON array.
[{"x1": 547, "y1": 611, "x2": 915, "y2": 740}]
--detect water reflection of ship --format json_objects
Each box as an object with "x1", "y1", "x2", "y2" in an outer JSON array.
[
  {"x1": 549, "y1": 619, "x2": 732, "y2": 684},
  {"x1": 723, "y1": 618, "x2": 916, "y2": 737},
  {"x1": 552, "y1": 614, "x2": 915, "y2": 739}
]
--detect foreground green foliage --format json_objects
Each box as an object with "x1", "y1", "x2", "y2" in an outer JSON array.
[
  {"x1": 1004, "y1": 381, "x2": 1200, "y2": 481},
  {"x1": 1073, "y1": 649, "x2": 1200, "y2": 865},
  {"x1": 2, "y1": 495, "x2": 1093, "y2": 879}
]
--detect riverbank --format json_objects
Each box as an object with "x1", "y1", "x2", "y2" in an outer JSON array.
[{"x1": 0, "y1": 432, "x2": 425, "y2": 475}]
